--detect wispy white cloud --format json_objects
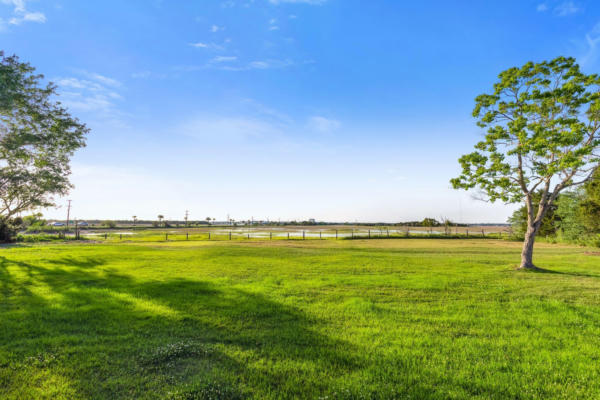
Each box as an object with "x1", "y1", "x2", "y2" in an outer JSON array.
[
  {"x1": 217, "y1": 0, "x2": 256, "y2": 8},
  {"x1": 554, "y1": 1, "x2": 580, "y2": 16},
  {"x1": 211, "y1": 55, "x2": 238, "y2": 63},
  {"x1": 307, "y1": 116, "x2": 340, "y2": 134},
  {"x1": 268, "y1": 17, "x2": 279, "y2": 31},
  {"x1": 240, "y1": 98, "x2": 293, "y2": 124},
  {"x1": 211, "y1": 24, "x2": 224, "y2": 32},
  {"x1": 179, "y1": 98, "x2": 296, "y2": 144},
  {"x1": 131, "y1": 70, "x2": 151, "y2": 79},
  {"x1": 211, "y1": 58, "x2": 294, "y2": 71},
  {"x1": 130, "y1": 70, "x2": 168, "y2": 79},
  {"x1": 82, "y1": 72, "x2": 121, "y2": 88},
  {"x1": 189, "y1": 41, "x2": 225, "y2": 51},
  {"x1": 580, "y1": 21, "x2": 600, "y2": 68},
  {"x1": 536, "y1": 3, "x2": 548, "y2": 12},
  {"x1": 250, "y1": 59, "x2": 293, "y2": 69},
  {"x1": 0, "y1": 0, "x2": 45, "y2": 28},
  {"x1": 176, "y1": 57, "x2": 294, "y2": 72},
  {"x1": 181, "y1": 117, "x2": 283, "y2": 141},
  {"x1": 54, "y1": 72, "x2": 124, "y2": 116}
]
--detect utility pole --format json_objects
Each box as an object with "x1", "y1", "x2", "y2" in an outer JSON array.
[
  {"x1": 184, "y1": 210, "x2": 189, "y2": 227},
  {"x1": 66, "y1": 200, "x2": 72, "y2": 232}
]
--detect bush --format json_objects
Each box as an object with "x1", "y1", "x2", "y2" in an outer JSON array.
[
  {"x1": 26, "y1": 224, "x2": 66, "y2": 233},
  {"x1": 0, "y1": 217, "x2": 23, "y2": 242},
  {"x1": 17, "y1": 233, "x2": 62, "y2": 242},
  {"x1": 22, "y1": 213, "x2": 46, "y2": 228}
]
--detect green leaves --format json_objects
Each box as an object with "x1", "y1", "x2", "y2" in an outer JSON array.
[
  {"x1": 0, "y1": 52, "x2": 88, "y2": 219},
  {"x1": 452, "y1": 56, "x2": 600, "y2": 206}
]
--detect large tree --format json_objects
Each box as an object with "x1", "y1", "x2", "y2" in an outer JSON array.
[
  {"x1": 451, "y1": 57, "x2": 600, "y2": 270},
  {"x1": 0, "y1": 52, "x2": 87, "y2": 237}
]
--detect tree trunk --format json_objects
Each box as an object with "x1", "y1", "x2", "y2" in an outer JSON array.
[{"x1": 519, "y1": 224, "x2": 538, "y2": 270}]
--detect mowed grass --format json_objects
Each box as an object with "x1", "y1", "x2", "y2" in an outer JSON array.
[{"x1": 1, "y1": 239, "x2": 600, "y2": 399}]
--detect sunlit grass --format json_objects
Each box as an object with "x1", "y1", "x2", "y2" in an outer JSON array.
[{"x1": 1, "y1": 239, "x2": 600, "y2": 399}]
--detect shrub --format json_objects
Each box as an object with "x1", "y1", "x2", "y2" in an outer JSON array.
[
  {"x1": 101, "y1": 220, "x2": 117, "y2": 228},
  {"x1": 0, "y1": 217, "x2": 23, "y2": 242}
]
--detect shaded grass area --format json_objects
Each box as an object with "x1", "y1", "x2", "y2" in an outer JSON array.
[{"x1": 1, "y1": 239, "x2": 600, "y2": 399}]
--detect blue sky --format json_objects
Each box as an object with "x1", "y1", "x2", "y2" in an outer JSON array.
[{"x1": 2, "y1": 0, "x2": 600, "y2": 222}]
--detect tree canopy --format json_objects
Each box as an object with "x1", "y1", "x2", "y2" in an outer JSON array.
[
  {"x1": 452, "y1": 57, "x2": 600, "y2": 204},
  {"x1": 0, "y1": 52, "x2": 88, "y2": 221}
]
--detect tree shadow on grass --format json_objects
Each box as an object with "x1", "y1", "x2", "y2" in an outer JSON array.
[
  {"x1": 45, "y1": 256, "x2": 108, "y2": 269},
  {"x1": 0, "y1": 255, "x2": 439, "y2": 399},
  {"x1": 515, "y1": 265, "x2": 600, "y2": 278}
]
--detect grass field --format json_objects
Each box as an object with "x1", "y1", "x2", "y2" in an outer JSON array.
[{"x1": 1, "y1": 239, "x2": 600, "y2": 399}]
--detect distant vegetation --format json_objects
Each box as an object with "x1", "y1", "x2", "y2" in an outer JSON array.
[{"x1": 509, "y1": 169, "x2": 600, "y2": 246}]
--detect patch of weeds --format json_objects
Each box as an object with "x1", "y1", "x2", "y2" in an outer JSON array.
[
  {"x1": 320, "y1": 387, "x2": 405, "y2": 400},
  {"x1": 24, "y1": 352, "x2": 57, "y2": 368},
  {"x1": 167, "y1": 379, "x2": 244, "y2": 400},
  {"x1": 140, "y1": 340, "x2": 214, "y2": 370}
]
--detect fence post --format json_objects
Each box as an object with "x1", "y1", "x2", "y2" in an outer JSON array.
[
  {"x1": 120, "y1": 234, "x2": 122, "y2": 240},
  {"x1": 186, "y1": 232, "x2": 189, "y2": 240},
  {"x1": 320, "y1": 231, "x2": 322, "y2": 240},
  {"x1": 303, "y1": 231, "x2": 305, "y2": 240},
  {"x1": 482, "y1": 229, "x2": 485, "y2": 237},
  {"x1": 368, "y1": 229, "x2": 371, "y2": 239},
  {"x1": 336, "y1": 229, "x2": 338, "y2": 240},
  {"x1": 165, "y1": 233, "x2": 168, "y2": 241},
  {"x1": 270, "y1": 232, "x2": 272, "y2": 240},
  {"x1": 247, "y1": 233, "x2": 250, "y2": 240},
  {"x1": 287, "y1": 232, "x2": 290, "y2": 240},
  {"x1": 387, "y1": 229, "x2": 389, "y2": 238},
  {"x1": 466, "y1": 229, "x2": 469, "y2": 238},
  {"x1": 208, "y1": 232, "x2": 211, "y2": 240},
  {"x1": 351, "y1": 229, "x2": 354, "y2": 239},
  {"x1": 229, "y1": 231, "x2": 232, "y2": 240}
]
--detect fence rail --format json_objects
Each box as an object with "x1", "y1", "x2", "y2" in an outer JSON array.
[{"x1": 25, "y1": 227, "x2": 512, "y2": 243}]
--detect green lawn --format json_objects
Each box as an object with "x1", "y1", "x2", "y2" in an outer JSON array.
[{"x1": 1, "y1": 239, "x2": 600, "y2": 399}]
